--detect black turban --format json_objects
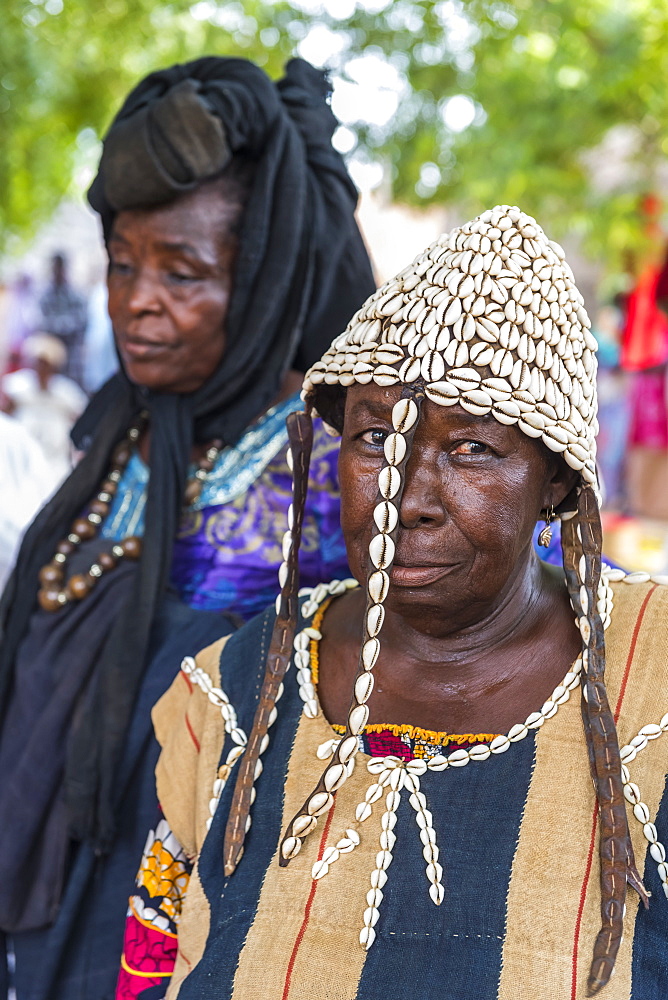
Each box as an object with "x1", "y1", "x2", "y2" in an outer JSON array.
[{"x1": 0, "y1": 56, "x2": 375, "y2": 870}]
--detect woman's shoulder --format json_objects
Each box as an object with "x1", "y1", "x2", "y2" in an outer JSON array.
[
  {"x1": 604, "y1": 568, "x2": 668, "y2": 748},
  {"x1": 605, "y1": 567, "x2": 668, "y2": 642}
]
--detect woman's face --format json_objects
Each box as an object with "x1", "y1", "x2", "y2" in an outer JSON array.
[
  {"x1": 107, "y1": 183, "x2": 241, "y2": 394},
  {"x1": 339, "y1": 382, "x2": 576, "y2": 629}
]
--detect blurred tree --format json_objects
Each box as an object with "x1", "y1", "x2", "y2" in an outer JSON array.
[{"x1": 2, "y1": 0, "x2": 667, "y2": 265}]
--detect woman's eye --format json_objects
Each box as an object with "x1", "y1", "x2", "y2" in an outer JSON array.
[
  {"x1": 108, "y1": 260, "x2": 133, "y2": 276},
  {"x1": 167, "y1": 271, "x2": 197, "y2": 284},
  {"x1": 361, "y1": 428, "x2": 388, "y2": 447},
  {"x1": 453, "y1": 441, "x2": 488, "y2": 455}
]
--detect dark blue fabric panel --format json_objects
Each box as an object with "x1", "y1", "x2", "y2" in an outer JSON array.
[
  {"x1": 178, "y1": 605, "x2": 305, "y2": 1000},
  {"x1": 11, "y1": 597, "x2": 234, "y2": 1000},
  {"x1": 355, "y1": 737, "x2": 537, "y2": 1000},
  {"x1": 630, "y1": 770, "x2": 668, "y2": 998}
]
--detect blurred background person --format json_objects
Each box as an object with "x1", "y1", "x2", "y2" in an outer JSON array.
[
  {"x1": 2, "y1": 274, "x2": 40, "y2": 374},
  {"x1": 592, "y1": 304, "x2": 629, "y2": 510},
  {"x1": 82, "y1": 270, "x2": 118, "y2": 394},
  {"x1": 0, "y1": 412, "x2": 53, "y2": 591},
  {"x1": 0, "y1": 55, "x2": 374, "y2": 1000},
  {"x1": 38, "y1": 252, "x2": 88, "y2": 387},
  {"x1": 1, "y1": 333, "x2": 88, "y2": 484}
]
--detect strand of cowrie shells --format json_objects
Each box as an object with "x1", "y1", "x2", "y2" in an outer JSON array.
[
  {"x1": 179, "y1": 655, "x2": 248, "y2": 832},
  {"x1": 293, "y1": 586, "x2": 357, "y2": 720},
  {"x1": 223, "y1": 410, "x2": 313, "y2": 877},
  {"x1": 619, "y1": 713, "x2": 668, "y2": 900},
  {"x1": 562, "y1": 494, "x2": 648, "y2": 998},
  {"x1": 278, "y1": 392, "x2": 424, "y2": 866}
]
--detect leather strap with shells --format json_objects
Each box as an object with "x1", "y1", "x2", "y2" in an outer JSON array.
[{"x1": 303, "y1": 205, "x2": 598, "y2": 497}]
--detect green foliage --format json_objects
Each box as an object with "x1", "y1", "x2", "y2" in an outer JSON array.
[{"x1": 2, "y1": 0, "x2": 668, "y2": 267}]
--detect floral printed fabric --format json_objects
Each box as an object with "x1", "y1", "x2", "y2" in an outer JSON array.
[{"x1": 116, "y1": 818, "x2": 190, "y2": 1000}]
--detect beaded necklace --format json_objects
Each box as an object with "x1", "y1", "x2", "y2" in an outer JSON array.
[{"x1": 37, "y1": 414, "x2": 223, "y2": 612}]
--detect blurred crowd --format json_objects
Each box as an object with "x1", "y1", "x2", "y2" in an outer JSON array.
[{"x1": 0, "y1": 251, "x2": 117, "y2": 587}]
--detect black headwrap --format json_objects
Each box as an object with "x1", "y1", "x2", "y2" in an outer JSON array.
[{"x1": 0, "y1": 57, "x2": 375, "y2": 866}]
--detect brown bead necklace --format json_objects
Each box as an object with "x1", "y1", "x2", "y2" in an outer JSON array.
[{"x1": 37, "y1": 413, "x2": 223, "y2": 613}]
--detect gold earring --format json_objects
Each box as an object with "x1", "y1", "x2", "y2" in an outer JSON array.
[{"x1": 537, "y1": 505, "x2": 555, "y2": 547}]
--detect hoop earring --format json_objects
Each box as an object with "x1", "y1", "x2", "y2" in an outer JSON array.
[{"x1": 537, "y1": 505, "x2": 555, "y2": 547}]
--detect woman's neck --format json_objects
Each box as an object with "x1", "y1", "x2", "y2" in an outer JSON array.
[
  {"x1": 317, "y1": 559, "x2": 582, "y2": 735},
  {"x1": 136, "y1": 368, "x2": 304, "y2": 464}
]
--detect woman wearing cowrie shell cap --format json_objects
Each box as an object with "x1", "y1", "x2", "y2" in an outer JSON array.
[{"x1": 122, "y1": 207, "x2": 668, "y2": 1000}]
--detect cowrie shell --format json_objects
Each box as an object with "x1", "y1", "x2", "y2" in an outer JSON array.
[
  {"x1": 369, "y1": 532, "x2": 395, "y2": 569},
  {"x1": 469, "y1": 342, "x2": 495, "y2": 367},
  {"x1": 454, "y1": 341, "x2": 469, "y2": 367},
  {"x1": 462, "y1": 315, "x2": 477, "y2": 341},
  {"x1": 477, "y1": 317, "x2": 500, "y2": 340},
  {"x1": 374, "y1": 500, "x2": 399, "y2": 534},
  {"x1": 519, "y1": 410, "x2": 545, "y2": 432},
  {"x1": 460, "y1": 388, "x2": 493, "y2": 415},
  {"x1": 442, "y1": 297, "x2": 463, "y2": 325},
  {"x1": 349, "y1": 704, "x2": 370, "y2": 734},
  {"x1": 510, "y1": 359, "x2": 530, "y2": 390},
  {"x1": 373, "y1": 365, "x2": 400, "y2": 386},
  {"x1": 338, "y1": 735, "x2": 359, "y2": 764},
  {"x1": 481, "y1": 377, "x2": 512, "y2": 401},
  {"x1": 368, "y1": 570, "x2": 389, "y2": 604},
  {"x1": 424, "y1": 381, "x2": 460, "y2": 406},
  {"x1": 518, "y1": 417, "x2": 543, "y2": 439},
  {"x1": 392, "y1": 398, "x2": 419, "y2": 433},
  {"x1": 293, "y1": 814, "x2": 318, "y2": 837},
  {"x1": 378, "y1": 466, "x2": 401, "y2": 499},
  {"x1": 355, "y1": 671, "x2": 375, "y2": 705},
  {"x1": 324, "y1": 763, "x2": 348, "y2": 792},
  {"x1": 470, "y1": 295, "x2": 487, "y2": 317},
  {"x1": 362, "y1": 638, "x2": 380, "y2": 670},
  {"x1": 307, "y1": 791, "x2": 334, "y2": 816},
  {"x1": 492, "y1": 399, "x2": 521, "y2": 424},
  {"x1": 445, "y1": 367, "x2": 481, "y2": 390},
  {"x1": 490, "y1": 348, "x2": 513, "y2": 377},
  {"x1": 399, "y1": 356, "x2": 421, "y2": 382},
  {"x1": 377, "y1": 293, "x2": 404, "y2": 317},
  {"x1": 372, "y1": 344, "x2": 404, "y2": 365},
  {"x1": 384, "y1": 432, "x2": 407, "y2": 467},
  {"x1": 542, "y1": 425, "x2": 569, "y2": 452},
  {"x1": 421, "y1": 350, "x2": 446, "y2": 383},
  {"x1": 499, "y1": 321, "x2": 520, "y2": 351},
  {"x1": 366, "y1": 603, "x2": 385, "y2": 637},
  {"x1": 281, "y1": 837, "x2": 302, "y2": 860}
]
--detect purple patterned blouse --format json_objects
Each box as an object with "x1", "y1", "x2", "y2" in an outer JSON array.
[{"x1": 101, "y1": 394, "x2": 349, "y2": 621}]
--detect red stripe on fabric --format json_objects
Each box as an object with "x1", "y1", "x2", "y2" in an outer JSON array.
[
  {"x1": 570, "y1": 584, "x2": 657, "y2": 997},
  {"x1": 184, "y1": 713, "x2": 200, "y2": 753},
  {"x1": 571, "y1": 809, "x2": 600, "y2": 999},
  {"x1": 180, "y1": 670, "x2": 193, "y2": 692},
  {"x1": 281, "y1": 805, "x2": 336, "y2": 1000},
  {"x1": 614, "y1": 585, "x2": 657, "y2": 723}
]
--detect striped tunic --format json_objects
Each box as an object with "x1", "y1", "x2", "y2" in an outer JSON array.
[{"x1": 128, "y1": 578, "x2": 668, "y2": 1000}]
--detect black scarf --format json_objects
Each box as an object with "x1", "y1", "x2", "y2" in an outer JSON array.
[{"x1": 0, "y1": 57, "x2": 374, "y2": 874}]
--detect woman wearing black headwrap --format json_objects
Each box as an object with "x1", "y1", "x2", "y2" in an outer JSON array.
[{"x1": 0, "y1": 56, "x2": 374, "y2": 1000}]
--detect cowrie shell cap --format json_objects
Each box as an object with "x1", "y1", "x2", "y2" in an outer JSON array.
[{"x1": 304, "y1": 205, "x2": 599, "y2": 497}]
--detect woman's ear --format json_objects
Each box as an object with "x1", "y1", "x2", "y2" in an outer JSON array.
[{"x1": 543, "y1": 455, "x2": 580, "y2": 513}]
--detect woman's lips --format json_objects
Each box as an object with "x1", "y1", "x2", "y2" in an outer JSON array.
[
  {"x1": 121, "y1": 339, "x2": 172, "y2": 360},
  {"x1": 390, "y1": 564, "x2": 457, "y2": 587}
]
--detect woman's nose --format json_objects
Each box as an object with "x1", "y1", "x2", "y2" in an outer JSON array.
[
  {"x1": 127, "y1": 269, "x2": 161, "y2": 315},
  {"x1": 398, "y1": 450, "x2": 447, "y2": 529}
]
